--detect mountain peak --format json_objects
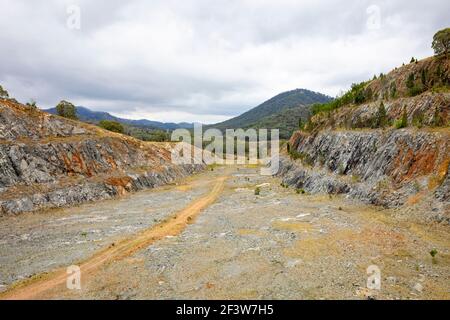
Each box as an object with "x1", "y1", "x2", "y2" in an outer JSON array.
[{"x1": 210, "y1": 88, "x2": 332, "y2": 138}]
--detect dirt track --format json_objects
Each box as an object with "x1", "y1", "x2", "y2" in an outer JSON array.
[
  {"x1": 0, "y1": 175, "x2": 227, "y2": 299},
  {"x1": 0, "y1": 166, "x2": 449, "y2": 300}
]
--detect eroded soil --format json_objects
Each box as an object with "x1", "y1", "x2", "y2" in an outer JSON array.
[{"x1": 0, "y1": 166, "x2": 449, "y2": 299}]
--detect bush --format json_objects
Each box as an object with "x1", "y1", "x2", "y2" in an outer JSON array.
[
  {"x1": 412, "y1": 112, "x2": 424, "y2": 128},
  {"x1": 254, "y1": 187, "x2": 261, "y2": 196},
  {"x1": 26, "y1": 99, "x2": 37, "y2": 109},
  {"x1": 0, "y1": 85, "x2": 9, "y2": 98},
  {"x1": 56, "y1": 100, "x2": 78, "y2": 120},
  {"x1": 311, "y1": 81, "x2": 369, "y2": 116},
  {"x1": 390, "y1": 82, "x2": 397, "y2": 99},
  {"x1": 405, "y1": 73, "x2": 424, "y2": 96},
  {"x1": 421, "y1": 69, "x2": 427, "y2": 87},
  {"x1": 373, "y1": 102, "x2": 389, "y2": 128},
  {"x1": 406, "y1": 73, "x2": 415, "y2": 89},
  {"x1": 409, "y1": 85, "x2": 424, "y2": 97},
  {"x1": 289, "y1": 150, "x2": 314, "y2": 166},
  {"x1": 432, "y1": 107, "x2": 444, "y2": 127},
  {"x1": 98, "y1": 120, "x2": 125, "y2": 134},
  {"x1": 395, "y1": 107, "x2": 408, "y2": 129}
]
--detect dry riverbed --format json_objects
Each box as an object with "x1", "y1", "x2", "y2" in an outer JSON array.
[{"x1": 0, "y1": 166, "x2": 449, "y2": 299}]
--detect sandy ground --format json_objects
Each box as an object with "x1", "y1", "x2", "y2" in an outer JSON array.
[{"x1": 0, "y1": 166, "x2": 449, "y2": 300}]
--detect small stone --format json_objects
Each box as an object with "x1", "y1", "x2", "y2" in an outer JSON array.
[
  {"x1": 386, "y1": 276, "x2": 397, "y2": 284},
  {"x1": 413, "y1": 283, "x2": 423, "y2": 293}
]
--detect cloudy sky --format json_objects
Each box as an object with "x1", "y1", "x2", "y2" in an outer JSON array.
[{"x1": 0, "y1": 0, "x2": 449, "y2": 123}]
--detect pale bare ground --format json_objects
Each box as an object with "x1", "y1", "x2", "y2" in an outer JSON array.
[
  {"x1": 0, "y1": 175, "x2": 228, "y2": 300},
  {"x1": 0, "y1": 166, "x2": 449, "y2": 300}
]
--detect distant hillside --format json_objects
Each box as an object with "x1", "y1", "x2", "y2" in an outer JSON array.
[
  {"x1": 210, "y1": 89, "x2": 332, "y2": 139},
  {"x1": 44, "y1": 106, "x2": 193, "y2": 131}
]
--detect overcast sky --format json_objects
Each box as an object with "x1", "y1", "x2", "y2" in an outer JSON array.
[{"x1": 0, "y1": 0, "x2": 449, "y2": 123}]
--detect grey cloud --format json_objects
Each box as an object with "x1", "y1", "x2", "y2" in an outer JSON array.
[{"x1": 0, "y1": 0, "x2": 449, "y2": 122}]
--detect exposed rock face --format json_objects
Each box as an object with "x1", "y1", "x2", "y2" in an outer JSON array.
[
  {"x1": 278, "y1": 128, "x2": 449, "y2": 213},
  {"x1": 279, "y1": 56, "x2": 450, "y2": 223},
  {"x1": 0, "y1": 98, "x2": 204, "y2": 215}
]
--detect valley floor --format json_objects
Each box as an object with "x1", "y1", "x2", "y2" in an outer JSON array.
[{"x1": 0, "y1": 166, "x2": 449, "y2": 300}]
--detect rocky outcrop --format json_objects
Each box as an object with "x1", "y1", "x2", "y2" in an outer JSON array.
[
  {"x1": 279, "y1": 128, "x2": 449, "y2": 211},
  {"x1": 311, "y1": 92, "x2": 449, "y2": 131},
  {"x1": 0, "y1": 98, "x2": 204, "y2": 215},
  {"x1": 279, "y1": 55, "x2": 450, "y2": 223}
]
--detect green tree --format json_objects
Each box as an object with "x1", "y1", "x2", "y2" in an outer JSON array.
[
  {"x1": 56, "y1": 100, "x2": 78, "y2": 120},
  {"x1": 390, "y1": 82, "x2": 397, "y2": 98},
  {"x1": 0, "y1": 85, "x2": 9, "y2": 98},
  {"x1": 432, "y1": 28, "x2": 450, "y2": 56},
  {"x1": 376, "y1": 102, "x2": 388, "y2": 128},
  {"x1": 421, "y1": 69, "x2": 427, "y2": 87},
  {"x1": 98, "y1": 120, "x2": 125, "y2": 134},
  {"x1": 406, "y1": 73, "x2": 415, "y2": 89}
]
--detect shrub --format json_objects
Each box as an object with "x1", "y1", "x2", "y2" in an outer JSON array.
[
  {"x1": 373, "y1": 102, "x2": 389, "y2": 128},
  {"x1": 311, "y1": 81, "x2": 369, "y2": 116},
  {"x1": 421, "y1": 69, "x2": 427, "y2": 87},
  {"x1": 409, "y1": 85, "x2": 424, "y2": 96},
  {"x1": 432, "y1": 28, "x2": 450, "y2": 56},
  {"x1": 296, "y1": 188, "x2": 306, "y2": 194},
  {"x1": 303, "y1": 117, "x2": 318, "y2": 132},
  {"x1": 254, "y1": 187, "x2": 261, "y2": 196},
  {"x1": 430, "y1": 249, "x2": 438, "y2": 264},
  {"x1": 56, "y1": 100, "x2": 78, "y2": 120},
  {"x1": 395, "y1": 107, "x2": 408, "y2": 129},
  {"x1": 411, "y1": 112, "x2": 425, "y2": 128},
  {"x1": 289, "y1": 150, "x2": 314, "y2": 166},
  {"x1": 0, "y1": 85, "x2": 9, "y2": 98},
  {"x1": 26, "y1": 99, "x2": 37, "y2": 109},
  {"x1": 406, "y1": 73, "x2": 415, "y2": 89},
  {"x1": 98, "y1": 120, "x2": 125, "y2": 134},
  {"x1": 432, "y1": 107, "x2": 444, "y2": 127},
  {"x1": 390, "y1": 82, "x2": 397, "y2": 99}
]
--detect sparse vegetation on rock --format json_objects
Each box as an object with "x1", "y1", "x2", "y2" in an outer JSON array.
[{"x1": 394, "y1": 107, "x2": 408, "y2": 129}]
